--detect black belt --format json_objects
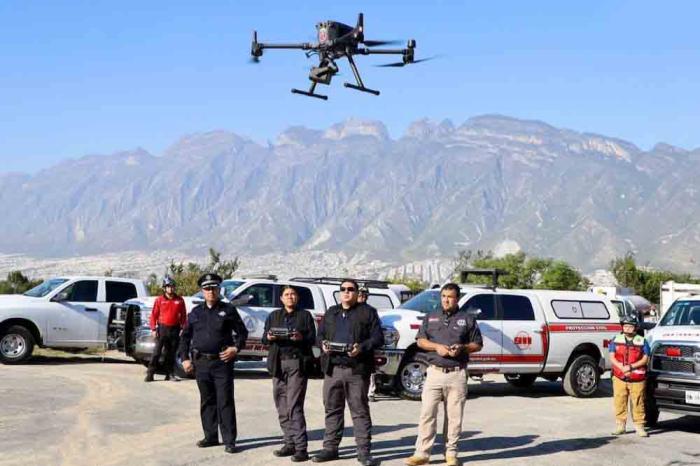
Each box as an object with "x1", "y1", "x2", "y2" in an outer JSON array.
[
  {"x1": 194, "y1": 352, "x2": 219, "y2": 361},
  {"x1": 431, "y1": 364, "x2": 465, "y2": 373}
]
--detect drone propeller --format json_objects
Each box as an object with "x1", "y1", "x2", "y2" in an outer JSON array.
[
  {"x1": 363, "y1": 39, "x2": 403, "y2": 47},
  {"x1": 376, "y1": 56, "x2": 438, "y2": 67}
]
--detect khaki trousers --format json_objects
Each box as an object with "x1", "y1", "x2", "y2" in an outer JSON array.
[
  {"x1": 613, "y1": 376, "x2": 646, "y2": 426},
  {"x1": 414, "y1": 366, "x2": 468, "y2": 457}
]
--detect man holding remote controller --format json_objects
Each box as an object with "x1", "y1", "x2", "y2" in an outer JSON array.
[{"x1": 313, "y1": 279, "x2": 384, "y2": 466}]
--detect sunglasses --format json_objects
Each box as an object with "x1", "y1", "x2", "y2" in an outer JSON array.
[{"x1": 340, "y1": 287, "x2": 357, "y2": 293}]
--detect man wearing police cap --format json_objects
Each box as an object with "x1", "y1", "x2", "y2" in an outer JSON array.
[{"x1": 179, "y1": 273, "x2": 248, "y2": 454}]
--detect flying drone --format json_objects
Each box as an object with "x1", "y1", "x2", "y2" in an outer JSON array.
[{"x1": 250, "y1": 13, "x2": 429, "y2": 100}]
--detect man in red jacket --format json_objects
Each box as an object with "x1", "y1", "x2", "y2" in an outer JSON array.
[{"x1": 145, "y1": 276, "x2": 187, "y2": 382}]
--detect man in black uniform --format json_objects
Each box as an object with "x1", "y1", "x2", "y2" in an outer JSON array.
[
  {"x1": 179, "y1": 273, "x2": 248, "y2": 454},
  {"x1": 262, "y1": 285, "x2": 317, "y2": 462},
  {"x1": 404, "y1": 283, "x2": 482, "y2": 466},
  {"x1": 313, "y1": 279, "x2": 384, "y2": 466}
]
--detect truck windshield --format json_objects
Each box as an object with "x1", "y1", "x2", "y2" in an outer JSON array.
[
  {"x1": 659, "y1": 300, "x2": 700, "y2": 326},
  {"x1": 401, "y1": 290, "x2": 442, "y2": 313},
  {"x1": 23, "y1": 278, "x2": 69, "y2": 298}
]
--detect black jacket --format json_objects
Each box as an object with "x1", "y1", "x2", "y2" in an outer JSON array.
[
  {"x1": 262, "y1": 307, "x2": 316, "y2": 377},
  {"x1": 316, "y1": 303, "x2": 384, "y2": 376},
  {"x1": 179, "y1": 300, "x2": 248, "y2": 360}
]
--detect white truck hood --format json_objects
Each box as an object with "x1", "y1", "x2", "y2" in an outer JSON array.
[
  {"x1": 647, "y1": 325, "x2": 700, "y2": 347},
  {"x1": 0, "y1": 294, "x2": 41, "y2": 307}
]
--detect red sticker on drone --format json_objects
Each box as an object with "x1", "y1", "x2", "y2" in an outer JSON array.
[{"x1": 514, "y1": 331, "x2": 532, "y2": 350}]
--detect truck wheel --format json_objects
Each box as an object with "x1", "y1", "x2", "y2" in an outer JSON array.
[
  {"x1": 563, "y1": 354, "x2": 600, "y2": 397},
  {"x1": 0, "y1": 325, "x2": 35, "y2": 364},
  {"x1": 396, "y1": 355, "x2": 428, "y2": 401},
  {"x1": 505, "y1": 374, "x2": 538, "y2": 388}
]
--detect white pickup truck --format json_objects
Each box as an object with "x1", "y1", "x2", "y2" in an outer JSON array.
[
  {"x1": 645, "y1": 297, "x2": 700, "y2": 425},
  {"x1": 375, "y1": 285, "x2": 621, "y2": 400},
  {"x1": 110, "y1": 276, "x2": 402, "y2": 376},
  {"x1": 0, "y1": 276, "x2": 148, "y2": 364}
]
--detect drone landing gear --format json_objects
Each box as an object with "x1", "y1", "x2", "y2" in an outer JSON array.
[
  {"x1": 291, "y1": 82, "x2": 328, "y2": 100},
  {"x1": 344, "y1": 54, "x2": 380, "y2": 96},
  {"x1": 343, "y1": 83, "x2": 379, "y2": 95}
]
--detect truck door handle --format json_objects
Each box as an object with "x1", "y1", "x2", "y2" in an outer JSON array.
[{"x1": 85, "y1": 307, "x2": 98, "y2": 312}]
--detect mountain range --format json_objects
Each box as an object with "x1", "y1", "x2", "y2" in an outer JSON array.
[{"x1": 2, "y1": 114, "x2": 699, "y2": 274}]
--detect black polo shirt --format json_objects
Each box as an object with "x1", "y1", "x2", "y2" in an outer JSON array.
[{"x1": 416, "y1": 307, "x2": 483, "y2": 367}]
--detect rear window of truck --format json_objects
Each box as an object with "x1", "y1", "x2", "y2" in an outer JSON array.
[{"x1": 551, "y1": 300, "x2": 610, "y2": 319}]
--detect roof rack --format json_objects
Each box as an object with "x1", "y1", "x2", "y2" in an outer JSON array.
[
  {"x1": 457, "y1": 269, "x2": 508, "y2": 291},
  {"x1": 240, "y1": 274, "x2": 278, "y2": 281},
  {"x1": 290, "y1": 276, "x2": 390, "y2": 289}
]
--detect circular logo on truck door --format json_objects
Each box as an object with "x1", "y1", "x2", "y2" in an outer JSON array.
[{"x1": 514, "y1": 331, "x2": 532, "y2": 350}]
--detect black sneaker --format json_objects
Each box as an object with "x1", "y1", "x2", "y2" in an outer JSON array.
[
  {"x1": 312, "y1": 449, "x2": 339, "y2": 463},
  {"x1": 357, "y1": 455, "x2": 378, "y2": 466},
  {"x1": 196, "y1": 438, "x2": 220, "y2": 448},
  {"x1": 274, "y1": 445, "x2": 296, "y2": 457},
  {"x1": 168, "y1": 374, "x2": 181, "y2": 382},
  {"x1": 292, "y1": 450, "x2": 309, "y2": 462},
  {"x1": 144, "y1": 374, "x2": 154, "y2": 382}
]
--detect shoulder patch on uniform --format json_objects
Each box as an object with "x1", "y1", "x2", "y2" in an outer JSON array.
[{"x1": 218, "y1": 311, "x2": 226, "y2": 317}]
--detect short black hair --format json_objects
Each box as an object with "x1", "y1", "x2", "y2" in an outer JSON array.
[
  {"x1": 340, "y1": 278, "x2": 359, "y2": 290},
  {"x1": 441, "y1": 282, "x2": 461, "y2": 297},
  {"x1": 281, "y1": 285, "x2": 298, "y2": 295}
]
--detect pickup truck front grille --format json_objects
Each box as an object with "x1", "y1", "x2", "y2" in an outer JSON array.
[
  {"x1": 651, "y1": 344, "x2": 698, "y2": 376},
  {"x1": 654, "y1": 359, "x2": 695, "y2": 374}
]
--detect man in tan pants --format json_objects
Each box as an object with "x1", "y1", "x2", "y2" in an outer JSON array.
[{"x1": 405, "y1": 283, "x2": 483, "y2": 466}]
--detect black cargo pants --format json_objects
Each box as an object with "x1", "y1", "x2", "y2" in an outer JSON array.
[
  {"x1": 194, "y1": 357, "x2": 237, "y2": 446},
  {"x1": 147, "y1": 324, "x2": 181, "y2": 375},
  {"x1": 322, "y1": 365, "x2": 372, "y2": 456},
  {"x1": 273, "y1": 357, "x2": 309, "y2": 451}
]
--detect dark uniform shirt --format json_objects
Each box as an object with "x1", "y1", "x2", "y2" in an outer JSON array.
[
  {"x1": 416, "y1": 307, "x2": 483, "y2": 367},
  {"x1": 262, "y1": 307, "x2": 316, "y2": 358},
  {"x1": 179, "y1": 300, "x2": 248, "y2": 358},
  {"x1": 330, "y1": 309, "x2": 354, "y2": 366}
]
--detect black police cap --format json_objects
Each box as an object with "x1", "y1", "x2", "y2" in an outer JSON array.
[{"x1": 198, "y1": 273, "x2": 223, "y2": 288}]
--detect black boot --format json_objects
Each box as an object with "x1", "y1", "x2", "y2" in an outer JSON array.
[
  {"x1": 312, "y1": 450, "x2": 339, "y2": 463},
  {"x1": 273, "y1": 445, "x2": 296, "y2": 457},
  {"x1": 292, "y1": 450, "x2": 309, "y2": 462}
]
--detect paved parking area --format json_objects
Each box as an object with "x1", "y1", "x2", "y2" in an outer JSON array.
[{"x1": 1, "y1": 351, "x2": 699, "y2": 466}]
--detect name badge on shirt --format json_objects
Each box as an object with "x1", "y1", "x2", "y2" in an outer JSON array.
[{"x1": 457, "y1": 319, "x2": 466, "y2": 326}]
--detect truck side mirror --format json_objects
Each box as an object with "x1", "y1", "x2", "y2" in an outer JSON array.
[
  {"x1": 230, "y1": 294, "x2": 253, "y2": 306},
  {"x1": 52, "y1": 291, "x2": 70, "y2": 302}
]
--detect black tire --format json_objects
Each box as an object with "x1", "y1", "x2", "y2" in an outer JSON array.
[
  {"x1": 562, "y1": 354, "x2": 600, "y2": 397},
  {"x1": 504, "y1": 373, "x2": 538, "y2": 388},
  {"x1": 0, "y1": 325, "x2": 35, "y2": 364},
  {"x1": 395, "y1": 354, "x2": 428, "y2": 401},
  {"x1": 645, "y1": 381, "x2": 660, "y2": 427}
]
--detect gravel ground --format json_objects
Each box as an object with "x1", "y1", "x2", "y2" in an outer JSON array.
[{"x1": 1, "y1": 351, "x2": 699, "y2": 466}]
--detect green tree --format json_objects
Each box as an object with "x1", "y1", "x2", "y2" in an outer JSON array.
[
  {"x1": 610, "y1": 252, "x2": 699, "y2": 304},
  {"x1": 454, "y1": 250, "x2": 588, "y2": 291},
  {"x1": 0, "y1": 271, "x2": 42, "y2": 294},
  {"x1": 148, "y1": 249, "x2": 241, "y2": 296}
]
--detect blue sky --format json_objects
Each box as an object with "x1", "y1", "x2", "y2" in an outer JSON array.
[{"x1": 1, "y1": 0, "x2": 698, "y2": 173}]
